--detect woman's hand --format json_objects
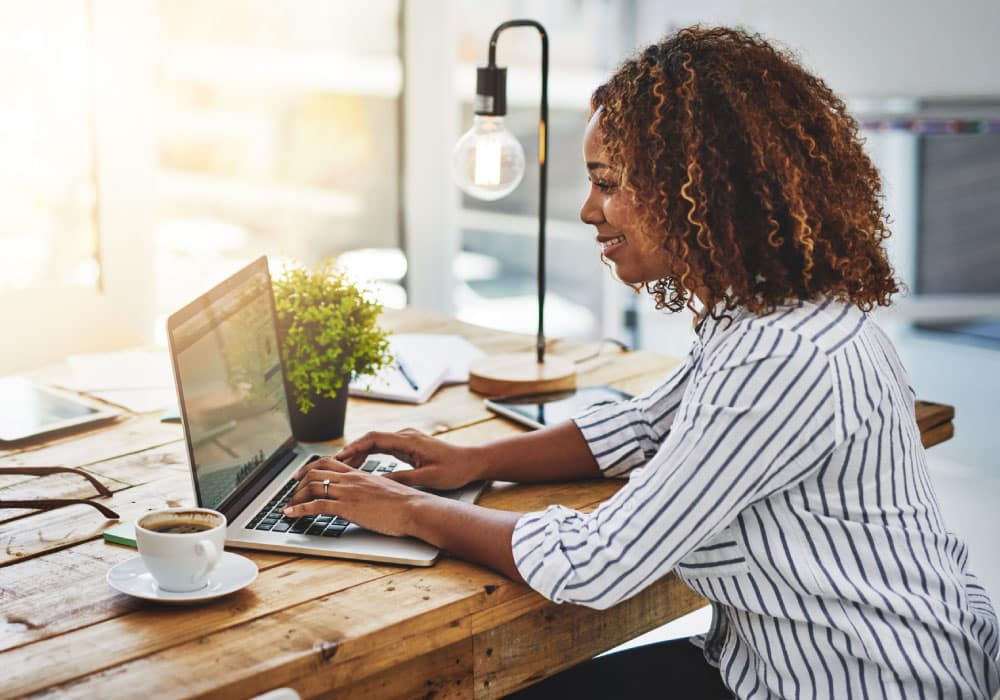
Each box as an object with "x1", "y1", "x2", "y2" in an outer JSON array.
[
  {"x1": 336, "y1": 428, "x2": 485, "y2": 491},
  {"x1": 286, "y1": 456, "x2": 524, "y2": 583},
  {"x1": 283, "y1": 458, "x2": 430, "y2": 537}
]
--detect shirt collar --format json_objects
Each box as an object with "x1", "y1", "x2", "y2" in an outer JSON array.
[{"x1": 694, "y1": 301, "x2": 747, "y2": 345}]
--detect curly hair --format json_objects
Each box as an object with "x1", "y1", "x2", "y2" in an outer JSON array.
[{"x1": 594, "y1": 25, "x2": 899, "y2": 315}]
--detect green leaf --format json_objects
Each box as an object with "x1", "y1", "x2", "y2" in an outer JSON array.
[{"x1": 273, "y1": 258, "x2": 392, "y2": 415}]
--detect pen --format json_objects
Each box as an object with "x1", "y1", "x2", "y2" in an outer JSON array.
[{"x1": 395, "y1": 354, "x2": 420, "y2": 392}]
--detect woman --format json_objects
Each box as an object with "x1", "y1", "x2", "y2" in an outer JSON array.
[{"x1": 284, "y1": 26, "x2": 1000, "y2": 698}]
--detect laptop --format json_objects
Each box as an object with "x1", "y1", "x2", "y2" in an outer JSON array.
[{"x1": 166, "y1": 256, "x2": 484, "y2": 566}]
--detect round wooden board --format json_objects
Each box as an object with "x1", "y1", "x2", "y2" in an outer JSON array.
[{"x1": 468, "y1": 353, "x2": 577, "y2": 397}]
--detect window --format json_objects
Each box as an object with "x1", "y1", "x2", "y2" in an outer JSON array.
[
  {"x1": 153, "y1": 0, "x2": 403, "y2": 330},
  {"x1": 0, "y1": 3, "x2": 99, "y2": 291}
]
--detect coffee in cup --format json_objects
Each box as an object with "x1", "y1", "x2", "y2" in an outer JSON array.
[
  {"x1": 146, "y1": 520, "x2": 214, "y2": 535},
  {"x1": 135, "y1": 508, "x2": 227, "y2": 592}
]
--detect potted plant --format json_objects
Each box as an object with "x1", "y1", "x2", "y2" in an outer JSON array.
[{"x1": 272, "y1": 258, "x2": 392, "y2": 442}]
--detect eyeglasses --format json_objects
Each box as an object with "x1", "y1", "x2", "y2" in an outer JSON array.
[{"x1": 0, "y1": 466, "x2": 120, "y2": 519}]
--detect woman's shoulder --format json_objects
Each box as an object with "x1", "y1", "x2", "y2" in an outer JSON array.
[
  {"x1": 708, "y1": 297, "x2": 869, "y2": 358},
  {"x1": 714, "y1": 298, "x2": 894, "y2": 442}
]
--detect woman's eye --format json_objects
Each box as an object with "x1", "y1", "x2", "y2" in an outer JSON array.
[{"x1": 590, "y1": 178, "x2": 616, "y2": 193}]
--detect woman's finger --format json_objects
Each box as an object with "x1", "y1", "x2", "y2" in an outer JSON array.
[
  {"x1": 335, "y1": 431, "x2": 385, "y2": 462},
  {"x1": 337, "y1": 431, "x2": 417, "y2": 466},
  {"x1": 293, "y1": 456, "x2": 350, "y2": 481},
  {"x1": 282, "y1": 498, "x2": 341, "y2": 518},
  {"x1": 287, "y1": 470, "x2": 340, "y2": 504}
]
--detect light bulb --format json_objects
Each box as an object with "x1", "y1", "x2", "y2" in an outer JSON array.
[{"x1": 452, "y1": 115, "x2": 525, "y2": 201}]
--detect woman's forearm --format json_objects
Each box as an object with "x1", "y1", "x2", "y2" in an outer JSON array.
[
  {"x1": 472, "y1": 420, "x2": 601, "y2": 483},
  {"x1": 399, "y1": 421, "x2": 598, "y2": 583},
  {"x1": 408, "y1": 494, "x2": 526, "y2": 583}
]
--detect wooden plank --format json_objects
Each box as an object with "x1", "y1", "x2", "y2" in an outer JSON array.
[
  {"x1": 0, "y1": 441, "x2": 189, "y2": 525},
  {"x1": 479, "y1": 480, "x2": 620, "y2": 516},
  {"x1": 0, "y1": 416, "x2": 125, "y2": 461},
  {"x1": 2, "y1": 308, "x2": 957, "y2": 700},
  {"x1": 921, "y1": 421, "x2": 954, "y2": 449},
  {"x1": 316, "y1": 639, "x2": 474, "y2": 700},
  {"x1": 26, "y1": 560, "x2": 508, "y2": 700},
  {"x1": 1, "y1": 557, "x2": 399, "y2": 699},
  {"x1": 4, "y1": 471, "x2": 628, "y2": 697},
  {"x1": 1, "y1": 538, "x2": 139, "y2": 603},
  {"x1": 915, "y1": 400, "x2": 954, "y2": 433},
  {"x1": 379, "y1": 310, "x2": 545, "y2": 358},
  {"x1": 471, "y1": 575, "x2": 707, "y2": 699},
  {"x1": 573, "y1": 350, "x2": 678, "y2": 389},
  {"x1": 80, "y1": 440, "x2": 189, "y2": 485},
  {"x1": 345, "y1": 384, "x2": 498, "y2": 439},
  {"x1": 0, "y1": 538, "x2": 297, "y2": 652},
  {"x1": 437, "y1": 417, "x2": 529, "y2": 447},
  {"x1": 0, "y1": 471, "x2": 196, "y2": 565},
  {"x1": 0, "y1": 416, "x2": 181, "y2": 491},
  {"x1": 343, "y1": 350, "x2": 677, "y2": 442},
  {"x1": 14, "y1": 540, "x2": 701, "y2": 700},
  {"x1": 0, "y1": 472, "x2": 134, "y2": 523},
  {"x1": 1, "y1": 467, "x2": 622, "y2": 647},
  {"x1": 0, "y1": 534, "x2": 289, "y2": 605}
]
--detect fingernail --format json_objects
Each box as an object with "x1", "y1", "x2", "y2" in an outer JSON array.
[{"x1": 282, "y1": 507, "x2": 292, "y2": 515}]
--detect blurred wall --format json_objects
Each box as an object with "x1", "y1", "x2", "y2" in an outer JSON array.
[{"x1": 636, "y1": 0, "x2": 1000, "y2": 99}]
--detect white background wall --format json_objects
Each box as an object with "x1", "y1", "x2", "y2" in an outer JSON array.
[{"x1": 637, "y1": 0, "x2": 1000, "y2": 99}]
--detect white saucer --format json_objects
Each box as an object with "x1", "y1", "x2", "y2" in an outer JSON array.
[{"x1": 107, "y1": 552, "x2": 258, "y2": 604}]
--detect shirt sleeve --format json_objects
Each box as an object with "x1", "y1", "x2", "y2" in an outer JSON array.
[
  {"x1": 572, "y1": 350, "x2": 696, "y2": 479},
  {"x1": 513, "y1": 324, "x2": 839, "y2": 609}
]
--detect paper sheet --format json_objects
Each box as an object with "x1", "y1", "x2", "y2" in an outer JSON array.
[
  {"x1": 389, "y1": 334, "x2": 485, "y2": 385},
  {"x1": 63, "y1": 350, "x2": 175, "y2": 412},
  {"x1": 348, "y1": 334, "x2": 485, "y2": 403}
]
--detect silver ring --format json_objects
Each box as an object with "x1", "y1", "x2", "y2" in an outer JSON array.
[{"x1": 322, "y1": 479, "x2": 330, "y2": 498}]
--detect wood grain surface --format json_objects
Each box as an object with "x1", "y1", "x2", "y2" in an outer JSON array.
[{"x1": 0, "y1": 308, "x2": 953, "y2": 699}]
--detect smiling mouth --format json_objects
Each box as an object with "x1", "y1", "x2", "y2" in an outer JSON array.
[{"x1": 600, "y1": 235, "x2": 625, "y2": 252}]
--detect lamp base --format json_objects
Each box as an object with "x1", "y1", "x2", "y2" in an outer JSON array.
[{"x1": 468, "y1": 352, "x2": 576, "y2": 397}]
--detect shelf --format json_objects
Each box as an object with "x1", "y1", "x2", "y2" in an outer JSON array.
[{"x1": 861, "y1": 117, "x2": 1000, "y2": 134}]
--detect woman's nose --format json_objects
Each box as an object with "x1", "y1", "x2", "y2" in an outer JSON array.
[{"x1": 580, "y1": 194, "x2": 603, "y2": 226}]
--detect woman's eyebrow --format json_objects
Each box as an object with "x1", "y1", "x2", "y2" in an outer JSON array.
[{"x1": 587, "y1": 161, "x2": 610, "y2": 171}]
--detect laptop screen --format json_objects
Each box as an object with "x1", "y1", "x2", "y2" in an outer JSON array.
[{"x1": 168, "y1": 258, "x2": 294, "y2": 510}]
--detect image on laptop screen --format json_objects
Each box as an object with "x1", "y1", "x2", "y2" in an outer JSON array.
[{"x1": 170, "y1": 264, "x2": 292, "y2": 509}]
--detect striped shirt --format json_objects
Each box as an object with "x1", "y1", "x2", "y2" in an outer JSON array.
[{"x1": 511, "y1": 298, "x2": 1000, "y2": 698}]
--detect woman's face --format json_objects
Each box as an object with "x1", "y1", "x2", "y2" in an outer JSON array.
[{"x1": 579, "y1": 108, "x2": 674, "y2": 285}]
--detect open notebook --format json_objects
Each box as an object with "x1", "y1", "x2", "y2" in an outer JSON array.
[{"x1": 349, "y1": 334, "x2": 484, "y2": 404}]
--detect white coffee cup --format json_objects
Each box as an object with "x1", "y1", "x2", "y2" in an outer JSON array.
[{"x1": 135, "y1": 508, "x2": 227, "y2": 592}]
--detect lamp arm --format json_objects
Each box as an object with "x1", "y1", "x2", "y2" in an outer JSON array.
[{"x1": 487, "y1": 20, "x2": 548, "y2": 364}]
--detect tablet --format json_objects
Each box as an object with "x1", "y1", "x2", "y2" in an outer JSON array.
[
  {"x1": 484, "y1": 385, "x2": 633, "y2": 430},
  {"x1": 0, "y1": 376, "x2": 117, "y2": 442}
]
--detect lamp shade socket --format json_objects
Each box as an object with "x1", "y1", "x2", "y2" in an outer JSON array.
[{"x1": 475, "y1": 65, "x2": 507, "y2": 116}]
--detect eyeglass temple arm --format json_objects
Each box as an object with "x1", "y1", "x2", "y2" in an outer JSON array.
[
  {"x1": 0, "y1": 498, "x2": 120, "y2": 519},
  {"x1": 0, "y1": 466, "x2": 113, "y2": 497}
]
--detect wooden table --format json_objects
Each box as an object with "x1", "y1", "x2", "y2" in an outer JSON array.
[{"x1": 0, "y1": 308, "x2": 953, "y2": 699}]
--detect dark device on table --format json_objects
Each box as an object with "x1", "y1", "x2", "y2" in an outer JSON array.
[{"x1": 484, "y1": 385, "x2": 633, "y2": 430}]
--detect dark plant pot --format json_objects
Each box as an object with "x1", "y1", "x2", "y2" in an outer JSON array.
[{"x1": 287, "y1": 388, "x2": 349, "y2": 443}]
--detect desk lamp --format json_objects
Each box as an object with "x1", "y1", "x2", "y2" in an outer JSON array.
[{"x1": 452, "y1": 19, "x2": 576, "y2": 397}]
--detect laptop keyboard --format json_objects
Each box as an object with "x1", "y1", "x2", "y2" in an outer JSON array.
[{"x1": 244, "y1": 458, "x2": 397, "y2": 537}]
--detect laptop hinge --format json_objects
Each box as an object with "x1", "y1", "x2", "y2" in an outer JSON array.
[{"x1": 218, "y1": 441, "x2": 298, "y2": 521}]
